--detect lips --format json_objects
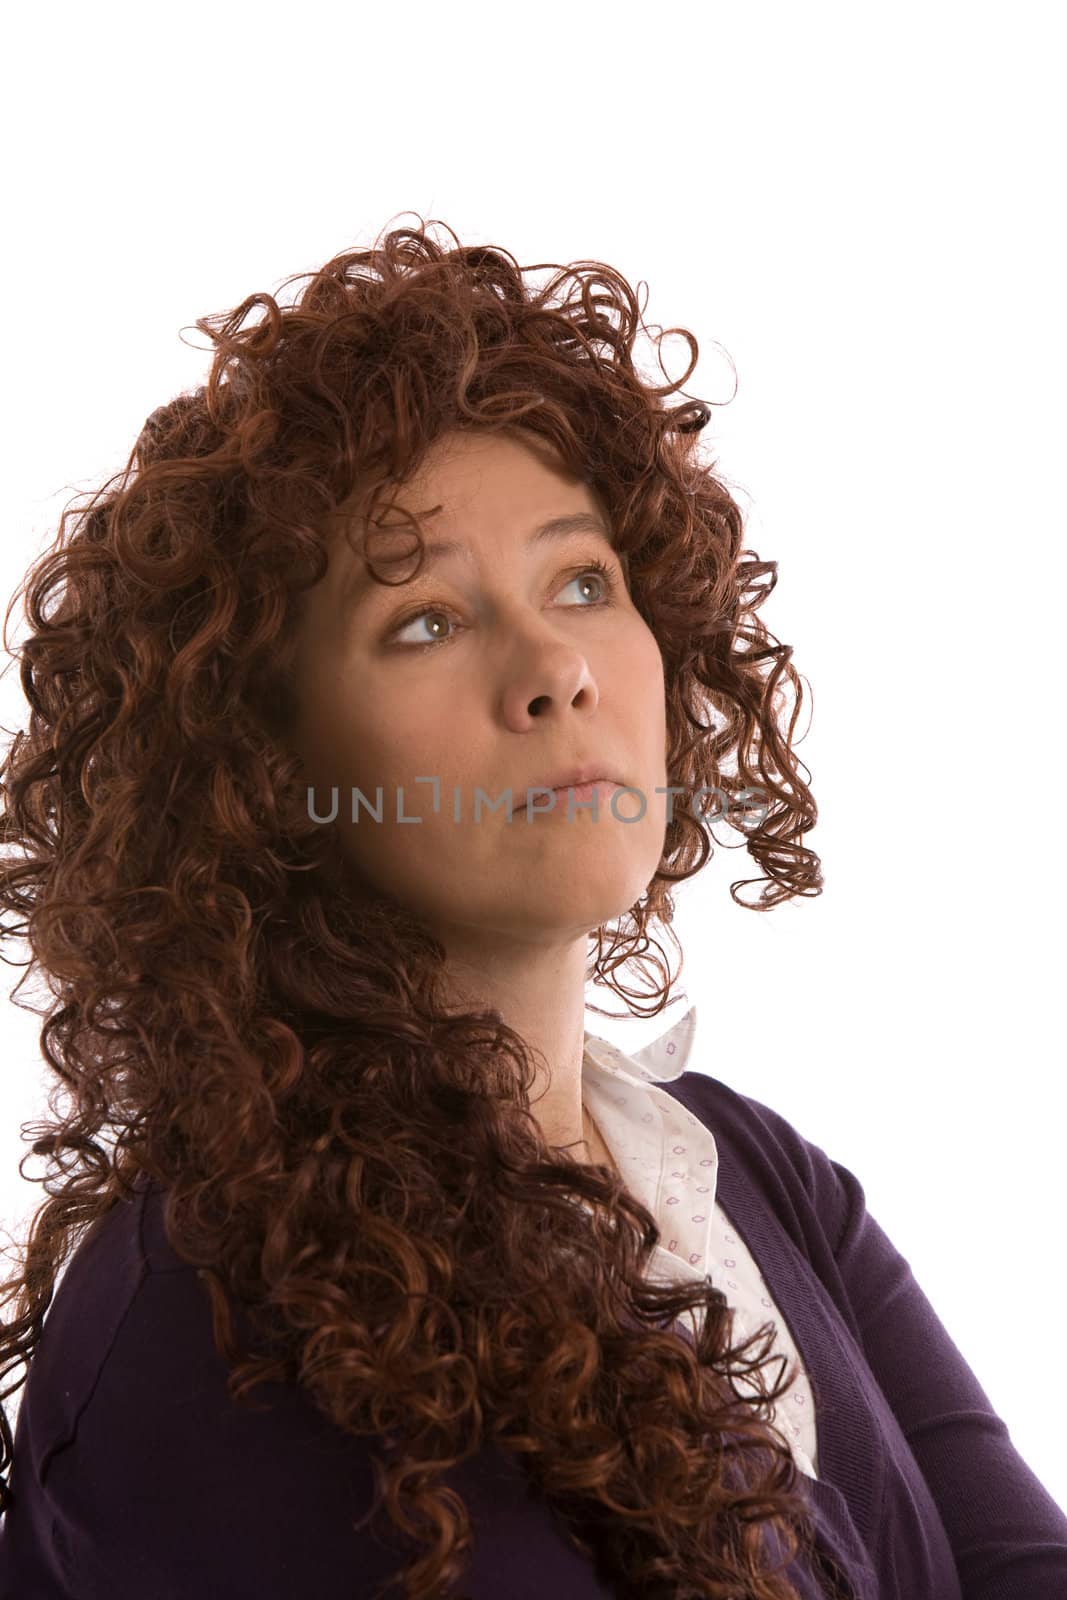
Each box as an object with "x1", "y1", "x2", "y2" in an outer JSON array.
[
  {"x1": 525, "y1": 764, "x2": 621, "y2": 794},
  {"x1": 515, "y1": 764, "x2": 623, "y2": 813}
]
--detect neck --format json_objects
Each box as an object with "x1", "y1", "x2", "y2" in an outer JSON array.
[
  {"x1": 582, "y1": 1101, "x2": 617, "y2": 1174},
  {"x1": 436, "y1": 942, "x2": 591, "y2": 1160}
]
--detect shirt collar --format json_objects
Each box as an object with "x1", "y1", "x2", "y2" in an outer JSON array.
[{"x1": 582, "y1": 1003, "x2": 697, "y2": 1084}]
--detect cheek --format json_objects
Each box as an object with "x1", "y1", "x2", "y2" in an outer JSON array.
[
  {"x1": 629, "y1": 631, "x2": 666, "y2": 725},
  {"x1": 317, "y1": 685, "x2": 434, "y2": 793}
]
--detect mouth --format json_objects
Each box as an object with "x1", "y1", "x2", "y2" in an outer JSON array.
[
  {"x1": 524, "y1": 763, "x2": 623, "y2": 793},
  {"x1": 517, "y1": 778, "x2": 622, "y2": 814}
]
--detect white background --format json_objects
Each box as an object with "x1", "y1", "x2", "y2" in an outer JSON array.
[{"x1": 2, "y1": 0, "x2": 1064, "y2": 1513}]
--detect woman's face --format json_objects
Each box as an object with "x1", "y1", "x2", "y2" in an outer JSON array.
[{"x1": 287, "y1": 426, "x2": 670, "y2": 951}]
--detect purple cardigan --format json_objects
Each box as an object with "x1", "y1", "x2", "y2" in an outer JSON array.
[{"x1": 2, "y1": 1068, "x2": 1065, "y2": 1598}]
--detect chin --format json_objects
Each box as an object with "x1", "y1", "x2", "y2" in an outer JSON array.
[{"x1": 522, "y1": 880, "x2": 649, "y2": 930}]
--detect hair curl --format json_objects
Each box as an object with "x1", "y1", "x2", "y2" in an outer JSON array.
[{"x1": 0, "y1": 215, "x2": 833, "y2": 1599}]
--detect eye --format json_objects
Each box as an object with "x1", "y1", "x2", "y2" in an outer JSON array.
[
  {"x1": 559, "y1": 559, "x2": 617, "y2": 607},
  {"x1": 387, "y1": 558, "x2": 620, "y2": 652}
]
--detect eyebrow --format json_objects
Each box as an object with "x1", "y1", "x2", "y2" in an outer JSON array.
[{"x1": 343, "y1": 511, "x2": 616, "y2": 604}]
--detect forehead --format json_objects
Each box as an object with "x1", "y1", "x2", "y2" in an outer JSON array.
[
  {"x1": 329, "y1": 428, "x2": 617, "y2": 598},
  {"x1": 335, "y1": 511, "x2": 620, "y2": 612}
]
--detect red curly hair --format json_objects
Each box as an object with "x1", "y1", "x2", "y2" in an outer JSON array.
[{"x1": 0, "y1": 215, "x2": 835, "y2": 1599}]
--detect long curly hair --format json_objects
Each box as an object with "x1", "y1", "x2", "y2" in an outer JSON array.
[{"x1": 0, "y1": 215, "x2": 835, "y2": 1599}]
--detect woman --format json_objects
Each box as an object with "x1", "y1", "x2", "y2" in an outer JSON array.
[{"x1": 0, "y1": 216, "x2": 1063, "y2": 1599}]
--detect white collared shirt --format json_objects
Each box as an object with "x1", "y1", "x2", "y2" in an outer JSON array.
[{"x1": 581, "y1": 1005, "x2": 819, "y2": 1479}]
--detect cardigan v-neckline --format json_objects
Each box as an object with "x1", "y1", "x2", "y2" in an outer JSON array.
[{"x1": 660, "y1": 1072, "x2": 890, "y2": 1595}]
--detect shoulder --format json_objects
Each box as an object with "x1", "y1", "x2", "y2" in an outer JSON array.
[
  {"x1": 23, "y1": 1178, "x2": 206, "y2": 1481},
  {"x1": 14, "y1": 1181, "x2": 389, "y2": 1597}
]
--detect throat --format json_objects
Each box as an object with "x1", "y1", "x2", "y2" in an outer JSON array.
[{"x1": 582, "y1": 1104, "x2": 617, "y2": 1174}]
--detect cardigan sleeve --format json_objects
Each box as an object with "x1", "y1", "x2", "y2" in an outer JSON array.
[{"x1": 804, "y1": 1130, "x2": 1067, "y2": 1598}]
